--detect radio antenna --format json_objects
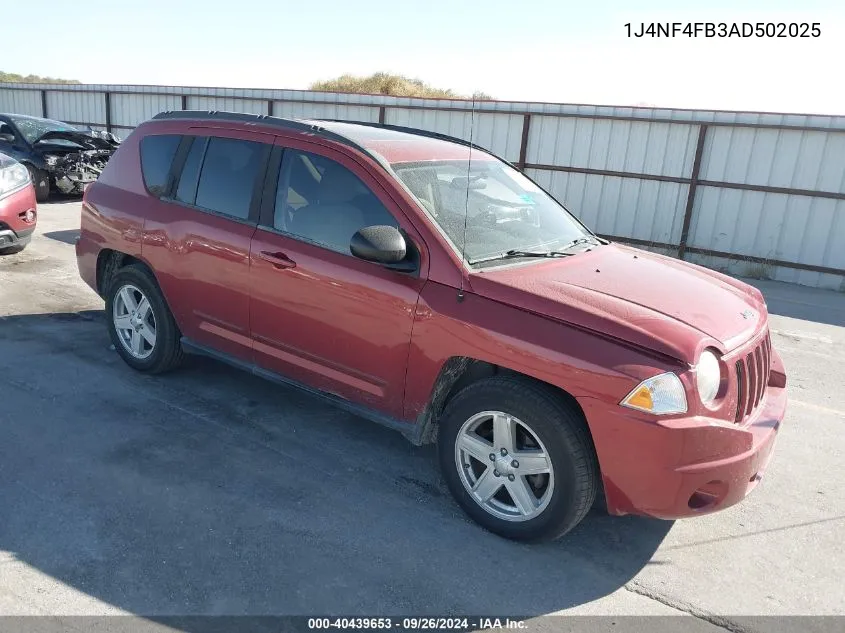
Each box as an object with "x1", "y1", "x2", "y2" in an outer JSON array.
[{"x1": 457, "y1": 94, "x2": 476, "y2": 303}]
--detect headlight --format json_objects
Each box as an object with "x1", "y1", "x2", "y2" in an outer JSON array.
[
  {"x1": 0, "y1": 161, "x2": 30, "y2": 199},
  {"x1": 620, "y1": 372, "x2": 687, "y2": 415},
  {"x1": 44, "y1": 155, "x2": 59, "y2": 166},
  {"x1": 696, "y1": 349, "x2": 722, "y2": 405}
]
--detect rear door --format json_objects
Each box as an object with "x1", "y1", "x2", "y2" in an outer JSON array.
[
  {"x1": 141, "y1": 128, "x2": 272, "y2": 361},
  {"x1": 248, "y1": 137, "x2": 428, "y2": 417}
]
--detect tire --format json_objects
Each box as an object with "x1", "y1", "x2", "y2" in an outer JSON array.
[
  {"x1": 105, "y1": 264, "x2": 184, "y2": 374},
  {"x1": 26, "y1": 164, "x2": 50, "y2": 203},
  {"x1": 438, "y1": 376, "x2": 599, "y2": 542}
]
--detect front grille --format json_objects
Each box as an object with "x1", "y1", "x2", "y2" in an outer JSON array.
[{"x1": 734, "y1": 331, "x2": 772, "y2": 423}]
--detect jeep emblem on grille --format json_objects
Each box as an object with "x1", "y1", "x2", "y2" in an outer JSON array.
[{"x1": 741, "y1": 309, "x2": 755, "y2": 320}]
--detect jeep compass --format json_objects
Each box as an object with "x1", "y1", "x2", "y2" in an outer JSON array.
[{"x1": 76, "y1": 111, "x2": 787, "y2": 542}]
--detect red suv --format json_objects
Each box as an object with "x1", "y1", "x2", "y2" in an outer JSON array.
[{"x1": 76, "y1": 111, "x2": 787, "y2": 542}]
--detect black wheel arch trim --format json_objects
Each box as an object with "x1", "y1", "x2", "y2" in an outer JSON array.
[{"x1": 97, "y1": 250, "x2": 168, "y2": 303}]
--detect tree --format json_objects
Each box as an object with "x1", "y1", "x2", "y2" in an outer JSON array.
[
  {"x1": 309, "y1": 72, "x2": 493, "y2": 100},
  {"x1": 0, "y1": 71, "x2": 80, "y2": 84}
]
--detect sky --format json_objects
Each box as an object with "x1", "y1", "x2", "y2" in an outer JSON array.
[{"x1": 6, "y1": 0, "x2": 845, "y2": 114}]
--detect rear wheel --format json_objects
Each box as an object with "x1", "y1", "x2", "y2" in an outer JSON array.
[
  {"x1": 105, "y1": 264, "x2": 184, "y2": 374},
  {"x1": 26, "y1": 164, "x2": 50, "y2": 202},
  {"x1": 438, "y1": 376, "x2": 598, "y2": 542}
]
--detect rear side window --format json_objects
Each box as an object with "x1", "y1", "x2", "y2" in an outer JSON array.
[
  {"x1": 139, "y1": 134, "x2": 180, "y2": 197},
  {"x1": 193, "y1": 137, "x2": 265, "y2": 220}
]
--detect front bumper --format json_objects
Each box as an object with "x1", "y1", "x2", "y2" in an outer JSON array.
[
  {"x1": 0, "y1": 226, "x2": 34, "y2": 249},
  {"x1": 53, "y1": 172, "x2": 97, "y2": 195},
  {"x1": 579, "y1": 348, "x2": 787, "y2": 519},
  {"x1": 0, "y1": 184, "x2": 37, "y2": 249}
]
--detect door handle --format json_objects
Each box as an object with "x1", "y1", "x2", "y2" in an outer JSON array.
[{"x1": 259, "y1": 250, "x2": 296, "y2": 269}]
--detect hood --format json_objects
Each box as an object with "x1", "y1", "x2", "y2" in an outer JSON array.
[
  {"x1": 468, "y1": 243, "x2": 767, "y2": 363},
  {"x1": 34, "y1": 130, "x2": 117, "y2": 151}
]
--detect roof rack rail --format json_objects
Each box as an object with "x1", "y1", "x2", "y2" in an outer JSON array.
[
  {"x1": 149, "y1": 111, "x2": 503, "y2": 171},
  {"x1": 314, "y1": 119, "x2": 494, "y2": 156},
  {"x1": 150, "y1": 110, "x2": 375, "y2": 158}
]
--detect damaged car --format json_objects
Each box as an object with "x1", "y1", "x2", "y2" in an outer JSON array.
[{"x1": 0, "y1": 113, "x2": 119, "y2": 201}]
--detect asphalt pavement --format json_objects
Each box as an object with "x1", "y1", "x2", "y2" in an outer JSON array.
[{"x1": 1, "y1": 200, "x2": 843, "y2": 631}]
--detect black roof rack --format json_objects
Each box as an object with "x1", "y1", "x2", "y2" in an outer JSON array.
[
  {"x1": 150, "y1": 110, "x2": 376, "y2": 158},
  {"x1": 150, "y1": 110, "x2": 502, "y2": 170},
  {"x1": 314, "y1": 119, "x2": 494, "y2": 156}
]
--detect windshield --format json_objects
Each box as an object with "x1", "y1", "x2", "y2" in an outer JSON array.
[
  {"x1": 391, "y1": 158, "x2": 591, "y2": 265},
  {"x1": 9, "y1": 115, "x2": 80, "y2": 146}
]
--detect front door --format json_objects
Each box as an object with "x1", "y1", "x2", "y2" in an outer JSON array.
[{"x1": 249, "y1": 139, "x2": 427, "y2": 418}]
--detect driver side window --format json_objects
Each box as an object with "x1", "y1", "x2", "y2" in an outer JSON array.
[{"x1": 273, "y1": 150, "x2": 398, "y2": 255}]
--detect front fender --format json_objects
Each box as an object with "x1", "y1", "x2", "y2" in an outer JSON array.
[{"x1": 403, "y1": 281, "x2": 681, "y2": 430}]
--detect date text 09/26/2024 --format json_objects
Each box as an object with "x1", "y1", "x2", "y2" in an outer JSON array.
[
  {"x1": 307, "y1": 618, "x2": 527, "y2": 630},
  {"x1": 625, "y1": 22, "x2": 821, "y2": 38}
]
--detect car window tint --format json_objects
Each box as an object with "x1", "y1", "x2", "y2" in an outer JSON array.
[
  {"x1": 139, "y1": 134, "x2": 181, "y2": 197},
  {"x1": 274, "y1": 150, "x2": 397, "y2": 254},
  {"x1": 194, "y1": 137, "x2": 264, "y2": 220},
  {"x1": 175, "y1": 137, "x2": 207, "y2": 204}
]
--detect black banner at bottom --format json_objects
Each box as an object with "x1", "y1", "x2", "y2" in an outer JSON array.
[{"x1": 0, "y1": 616, "x2": 842, "y2": 633}]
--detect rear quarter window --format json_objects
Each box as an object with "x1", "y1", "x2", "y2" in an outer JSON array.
[{"x1": 139, "y1": 134, "x2": 181, "y2": 197}]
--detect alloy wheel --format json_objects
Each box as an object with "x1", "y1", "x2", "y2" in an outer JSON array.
[
  {"x1": 112, "y1": 284, "x2": 157, "y2": 360},
  {"x1": 454, "y1": 410, "x2": 555, "y2": 522}
]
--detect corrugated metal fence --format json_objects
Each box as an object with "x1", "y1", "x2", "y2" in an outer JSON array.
[{"x1": 2, "y1": 82, "x2": 844, "y2": 291}]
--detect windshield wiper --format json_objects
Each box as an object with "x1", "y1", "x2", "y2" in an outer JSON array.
[
  {"x1": 469, "y1": 249, "x2": 574, "y2": 265},
  {"x1": 560, "y1": 236, "x2": 603, "y2": 251}
]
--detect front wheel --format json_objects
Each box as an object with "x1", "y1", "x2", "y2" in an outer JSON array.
[
  {"x1": 438, "y1": 376, "x2": 599, "y2": 542},
  {"x1": 26, "y1": 164, "x2": 50, "y2": 202}
]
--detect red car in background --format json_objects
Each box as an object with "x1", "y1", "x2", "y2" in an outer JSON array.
[
  {"x1": 0, "y1": 152, "x2": 37, "y2": 254},
  {"x1": 75, "y1": 112, "x2": 787, "y2": 542}
]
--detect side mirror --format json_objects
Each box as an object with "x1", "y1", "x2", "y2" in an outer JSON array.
[
  {"x1": 351, "y1": 225, "x2": 414, "y2": 270},
  {"x1": 0, "y1": 132, "x2": 14, "y2": 143}
]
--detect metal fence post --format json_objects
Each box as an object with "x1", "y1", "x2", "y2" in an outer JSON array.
[
  {"x1": 677, "y1": 124, "x2": 708, "y2": 260},
  {"x1": 40, "y1": 89, "x2": 48, "y2": 118},
  {"x1": 378, "y1": 106, "x2": 386, "y2": 124},
  {"x1": 104, "y1": 91, "x2": 113, "y2": 133}
]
